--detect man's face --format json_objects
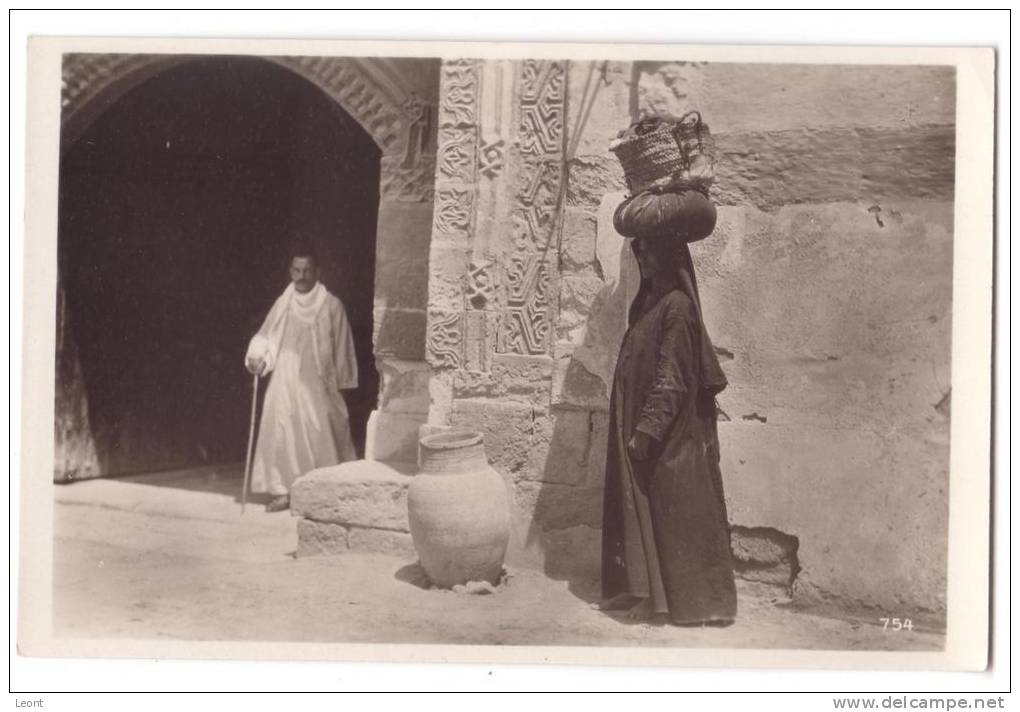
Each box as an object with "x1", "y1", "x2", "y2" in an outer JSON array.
[{"x1": 290, "y1": 256, "x2": 318, "y2": 294}]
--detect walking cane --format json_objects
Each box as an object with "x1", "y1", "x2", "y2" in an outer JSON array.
[{"x1": 240, "y1": 372, "x2": 260, "y2": 515}]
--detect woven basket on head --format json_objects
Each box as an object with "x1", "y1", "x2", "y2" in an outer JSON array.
[{"x1": 609, "y1": 111, "x2": 716, "y2": 195}]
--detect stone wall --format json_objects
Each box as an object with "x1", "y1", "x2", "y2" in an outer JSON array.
[
  {"x1": 425, "y1": 59, "x2": 955, "y2": 623},
  {"x1": 644, "y1": 62, "x2": 955, "y2": 622}
]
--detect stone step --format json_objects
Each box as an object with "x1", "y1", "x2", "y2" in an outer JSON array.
[
  {"x1": 296, "y1": 520, "x2": 416, "y2": 559},
  {"x1": 291, "y1": 459, "x2": 418, "y2": 559},
  {"x1": 291, "y1": 459, "x2": 415, "y2": 530}
]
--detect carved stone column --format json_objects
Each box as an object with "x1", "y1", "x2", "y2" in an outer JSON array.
[
  {"x1": 424, "y1": 59, "x2": 640, "y2": 573},
  {"x1": 425, "y1": 58, "x2": 569, "y2": 451}
]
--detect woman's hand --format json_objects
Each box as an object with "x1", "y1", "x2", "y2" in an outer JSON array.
[{"x1": 628, "y1": 431, "x2": 655, "y2": 461}]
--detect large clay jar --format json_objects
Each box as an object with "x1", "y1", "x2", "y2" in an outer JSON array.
[{"x1": 407, "y1": 430, "x2": 511, "y2": 588}]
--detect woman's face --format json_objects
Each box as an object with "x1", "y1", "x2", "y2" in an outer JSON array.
[{"x1": 632, "y1": 238, "x2": 662, "y2": 279}]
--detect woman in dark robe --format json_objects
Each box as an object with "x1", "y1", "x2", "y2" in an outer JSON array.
[{"x1": 601, "y1": 233, "x2": 737, "y2": 625}]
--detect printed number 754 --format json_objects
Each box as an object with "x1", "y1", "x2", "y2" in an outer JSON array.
[{"x1": 880, "y1": 617, "x2": 913, "y2": 631}]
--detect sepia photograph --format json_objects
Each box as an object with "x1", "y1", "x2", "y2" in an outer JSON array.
[{"x1": 16, "y1": 28, "x2": 995, "y2": 679}]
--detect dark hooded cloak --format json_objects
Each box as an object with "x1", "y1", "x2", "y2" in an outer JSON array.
[{"x1": 602, "y1": 238, "x2": 737, "y2": 624}]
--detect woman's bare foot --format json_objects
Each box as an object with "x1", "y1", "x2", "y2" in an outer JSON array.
[
  {"x1": 624, "y1": 597, "x2": 655, "y2": 621},
  {"x1": 671, "y1": 618, "x2": 735, "y2": 628},
  {"x1": 598, "y1": 594, "x2": 640, "y2": 611}
]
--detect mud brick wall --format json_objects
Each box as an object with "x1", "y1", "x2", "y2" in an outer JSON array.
[{"x1": 426, "y1": 59, "x2": 955, "y2": 623}]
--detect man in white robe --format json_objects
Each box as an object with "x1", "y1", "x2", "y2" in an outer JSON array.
[{"x1": 245, "y1": 250, "x2": 358, "y2": 512}]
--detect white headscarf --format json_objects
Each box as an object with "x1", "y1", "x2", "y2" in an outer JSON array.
[{"x1": 246, "y1": 281, "x2": 328, "y2": 375}]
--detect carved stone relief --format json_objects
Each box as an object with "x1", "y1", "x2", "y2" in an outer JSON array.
[
  {"x1": 401, "y1": 95, "x2": 436, "y2": 168},
  {"x1": 61, "y1": 53, "x2": 427, "y2": 165},
  {"x1": 497, "y1": 252, "x2": 552, "y2": 356},
  {"x1": 510, "y1": 159, "x2": 562, "y2": 253},
  {"x1": 463, "y1": 310, "x2": 499, "y2": 372},
  {"x1": 478, "y1": 138, "x2": 506, "y2": 179},
  {"x1": 495, "y1": 60, "x2": 567, "y2": 356},
  {"x1": 465, "y1": 259, "x2": 500, "y2": 310},
  {"x1": 432, "y1": 188, "x2": 474, "y2": 243},
  {"x1": 438, "y1": 59, "x2": 480, "y2": 128},
  {"x1": 426, "y1": 310, "x2": 464, "y2": 370},
  {"x1": 277, "y1": 56, "x2": 409, "y2": 153},
  {"x1": 517, "y1": 59, "x2": 566, "y2": 158},
  {"x1": 437, "y1": 126, "x2": 478, "y2": 184},
  {"x1": 379, "y1": 155, "x2": 437, "y2": 203}
]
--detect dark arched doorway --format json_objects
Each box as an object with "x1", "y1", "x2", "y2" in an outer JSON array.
[{"x1": 58, "y1": 56, "x2": 381, "y2": 476}]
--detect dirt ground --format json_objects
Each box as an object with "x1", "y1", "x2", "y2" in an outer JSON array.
[{"x1": 51, "y1": 466, "x2": 943, "y2": 650}]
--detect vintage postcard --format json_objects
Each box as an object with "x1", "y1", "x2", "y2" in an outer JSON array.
[{"x1": 17, "y1": 35, "x2": 995, "y2": 671}]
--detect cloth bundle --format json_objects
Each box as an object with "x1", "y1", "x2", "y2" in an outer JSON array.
[
  {"x1": 609, "y1": 111, "x2": 718, "y2": 243},
  {"x1": 613, "y1": 188, "x2": 716, "y2": 242}
]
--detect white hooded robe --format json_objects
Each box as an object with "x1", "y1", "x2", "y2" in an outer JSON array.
[{"x1": 245, "y1": 282, "x2": 358, "y2": 495}]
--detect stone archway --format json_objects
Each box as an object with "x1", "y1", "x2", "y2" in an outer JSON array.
[{"x1": 55, "y1": 53, "x2": 440, "y2": 481}]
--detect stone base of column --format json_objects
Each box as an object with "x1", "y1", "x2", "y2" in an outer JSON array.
[{"x1": 364, "y1": 409, "x2": 427, "y2": 463}]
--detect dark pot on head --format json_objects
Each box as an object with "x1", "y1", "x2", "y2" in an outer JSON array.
[{"x1": 613, "y1": 188, "x2": 717, "y2": 243}]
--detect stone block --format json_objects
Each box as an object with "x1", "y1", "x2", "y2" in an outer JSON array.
[
  {"x1": 373, "y1": 307, "x2": 427, "y2": 362},
  {"x1": 296, "y1": 519, "x2": 349, "y2": 558},
  {"x1": 566, "y1": 155, "x2": 626, "y2": 208},
  {"x1": 450, "y1": 398, "x2": 534, "y2": 476},
  {"x1": 290, "y1": 460, "x2": 413, "y2": 531},
  {"x1": 373, "y1": 253, "x2": 430, "y2": 314},
  {"x1": 379, "y1": 157, "x2": 437, "y2": 204},
  {"x1": 551, "y1": 346, "x2": 611, "y2": 410},
  {"x1": 426, "y1": 370, "x2": 454, "y2": 426},
  {"x1": 452, "y1": 369, "x2": 500, "y2": 400},
  {"x1": 348, "y1": 527, "x2": 417, "y2": 559},
  {"x1": 730, "y1": 526, "x2": 795, "y2": 566},
  {"x1": 560, "y1": 208, "x2": 598, "y2": 270},
  {"x1": 636, "y1": 62, "x2": 708, "y2": 125},
  {"x1": 365, "y1": 410, "x2": 426, "y2": 463},
  {"x1": 637, "y1": 62, "x2": 955, "y2": 134},
  {"x1": 689, "y1": 205, "x2": 746, "y2": 277},
  {"x1": 712, "y1": 127, "x2": 955, "y2": 210},
  {"x1": 436, "y1": 125, "x2": 479, "y2": 184},
  {"x1": 527, "y1": 408, "x2": 591, "y2": 486},
  {"x1": 428, "y1": 244, "x2": 470, "y2": 313},
  {"x1": 431, "y1": 187, "x2": 474, "y2": 248},
  {"x1": 376, "y1": 359, "x2": 430, "y2": 415},
  {"x1": 730, "y1": 526, "x2": 800, "y2": 589},
  {"x1": 375, "y1": 202, "x2": 434, "y2": 310},
  {"x1": 513, "y1": 481, "x2": 603, "y2": 530},
  {"x1": 425, "y1": 309, "x2": 464, "y2": 370},
  {"x1": 493, "y1": 353, "x2": 553, "y2": 404},
  {"x1": 464, "y1": 259, "x2": 501, "y2": 311},
  {"x1": 453, "y1": 354, "x2": 553, "y2": 406},
  {"x1": 557, "y1": 268, "x2": 608, "y2": 343},
  {"x1": 541, "y1": 524, "x2": 602, "y2": 580},
  {"x1": 567, "y1": 61, "x2": 634, "y2": 157},
  {"x1": 586, "y1": 410, "x2": 610, "y2": 487},
  {"x1": 462, "y1": 310, "x2": 499, "y2": 372}
]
